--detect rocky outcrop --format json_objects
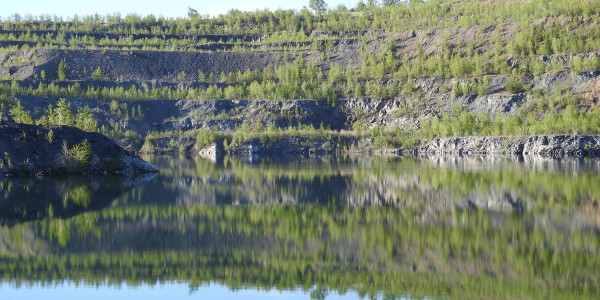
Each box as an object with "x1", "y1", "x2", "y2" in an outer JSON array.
[
  {"x1": 408, "y1": 135, "x2": 600, "y2": 157},
  {"x1": 197, "y1": 143, "x2": 223, "y2": 162},
  {"x1": 0, "y1": 120, "x2": 158, "y2": 176}
]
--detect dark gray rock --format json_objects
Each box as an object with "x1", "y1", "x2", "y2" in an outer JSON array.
[
  {"x1": 407, "y1": 135, "x2": 600, "y2": 158},
  {"x1": 0, "y1": 120, "x2": 158, "y2": 176}
]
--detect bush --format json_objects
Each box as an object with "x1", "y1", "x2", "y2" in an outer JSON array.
[
  {"x1": 195, "y1": 129, "x2": 218, "y2": 149},
  {"x1": 140, "y1": 137, "x2": 155, "y2": 153},
  {"x1": 46, "y1": 130, "x2": 54, "y2": 144},
  {"x1": 57, "y1": 60, "x2": 66, "y2": 81},
  {"x1": 91, "y1": 67, "x2": 103, "y2": 80},
  {"x1": 505, "y1": 75, "x2": 523, "y2": 94},
  {"x1": 8, "y1": 100, "x2": 33, "y2": 124},
  {"x1": 63, "y1": 139, "x2": 93, "y2": 168}
]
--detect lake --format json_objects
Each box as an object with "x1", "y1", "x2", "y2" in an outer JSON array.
[{"x1": 1, "y1": 155, "x2": 599, "y2": 299}]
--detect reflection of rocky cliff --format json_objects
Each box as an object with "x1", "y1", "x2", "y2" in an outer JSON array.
[
  {"x1": 424, "y1": 155, "x2": 600, "y2": 173},
  {"x1": 339, "y1": 174, "x2": 525, "y2": 212},
  {"x1": 128, "y1": 156, "x2": 600, "y2": 215},
  {"x1": 0, "y1": 156, "x2": 598, "y2": 299}
]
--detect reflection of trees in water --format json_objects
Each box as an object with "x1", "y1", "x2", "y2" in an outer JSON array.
[
  {"x1": 0, "y1": 205, "x2": 598, "y2": 299},
  {"x1": 1, "y1": 156, "x2": 600, "y2": 299},
  {"x1": 0, "y1": 173, "x2": 157, "y2": 224},
  {"x1": 131, "y1": 156, "x2": 600, "y2": 214}
]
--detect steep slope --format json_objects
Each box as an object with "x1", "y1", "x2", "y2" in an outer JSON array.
[{"x1": 0, "y1": 0, "x2": 600, "y2": 155}]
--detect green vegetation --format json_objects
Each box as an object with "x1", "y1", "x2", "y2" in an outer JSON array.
[
  {"x1": 45, "y1": 129, "x2": 54, "y2": 144},
  {"x1": 74, "y1": 107, "x2": 98, "y2": 132},
  {"x1": 309, "y1": 0, "x2": 327, "y2": 13},
  {"x1": 8, "y1": 100, "x2": 33, "y2": 124},
  {"x1": 2, "y1": 0, "x2": 599, "y2": 35},
  {"x1": 57, "y1": 60, "x2": 66, "y2": 80},
  {"x1": 2, "y1": 0, "x2": 600, "y2": 146},
  {"x1": 91, "y1": 67, "x2": 103, "y2": 81},
  {"x1": 63, "y1": 139, "x2": 93, "y2": 167},
  {"x1": 2, "y1": 2, "x2": 600, "y2": 297},
  {"x1": 505, "y1": 74, "x2": 523, "y2": 94},
  {"x1": 2, "y1": 155, "x2": 600, "y2": 299},
  {"x1": 419, "y1": 94, "x2": 600, "y2": 138},
  {"x1": 6, "y1": 97, "x2": 98, "y2": 132}
]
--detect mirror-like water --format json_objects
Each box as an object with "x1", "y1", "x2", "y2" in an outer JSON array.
[{"x1": 1, "y1": 155, "x2": 600, "y2": 300}]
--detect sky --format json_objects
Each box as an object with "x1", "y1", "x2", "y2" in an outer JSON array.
[
  {"x1": 1, "y1": 0, "x2": 360, "y2": 19},
  {"x1": 0, "y1": 282, "x2": 368, "y2": 300}
]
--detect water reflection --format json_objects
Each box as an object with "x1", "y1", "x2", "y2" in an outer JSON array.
[
  {"x1": 111, "y1": 155, "x2": 600, "y2": 214},
  {"x1": 0, "y1": 155, "x2": 599, "y2": 299},
  {"x1": 0, "y1": 173, "x2": 157, "y2": 225}
]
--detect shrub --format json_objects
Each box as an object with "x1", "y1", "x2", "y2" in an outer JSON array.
[
  {"x1": 477, "y1": 76, "x2": 491, "y2": 96},
  {"x1": 8, "y1": 100, "x2": 33, "y2": 124},
  {"x1": 195, "y1": 128, "x2": 218, "y2": 149},
  {"x1": 75, "y1": 107, "x2": 98, "y2": 132},
  {"x1": 57, "y1": 60, "x2": 66, "y2": 80},
  {"x1": 91, "y1": 67, "x2": 103, "y2": 80},
  {"x1": 177, "y1": 71, "x2": 186, "y2": 82},
  {"x1": 140, "y1": 137, "x2": 155, "y2": 153},
  {"x1": 46, "y1": 130, "x2": 54, "y2": 144},
  {"x1": 505, "y1": 75, "x2": 523, "y2": 94},
  {"x1": 63, "y1": 139, "x2": 93, "y2": 168}
]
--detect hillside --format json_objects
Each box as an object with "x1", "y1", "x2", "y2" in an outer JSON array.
[{"x1": 1, "y1": 0, "x2": 600, "y2": 155}]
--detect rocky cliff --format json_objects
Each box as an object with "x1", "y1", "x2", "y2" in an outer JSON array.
[{"x1": 406, "y1": 135, "x2": 600, "y2": 157}]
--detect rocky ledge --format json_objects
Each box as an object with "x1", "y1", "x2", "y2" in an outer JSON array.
[
  {"x1": 0, "y1": 120, "x2": 158, "y2": 176},
  {"x1": 405, "y1": 135, "x2": 600, "y2": 158}
]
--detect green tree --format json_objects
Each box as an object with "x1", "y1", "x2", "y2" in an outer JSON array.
[
  {"x1": 64, "y1": 139, "x2": 93, "y2": 167},
  {"x1": 505, "y1": 75, "x2": 523, "y2": 94},
  {"x1": 309, "y1": 0, "x2": 327, "y2": 13},
  {"x1": 91, "y1": 67, "x2": 103, "y2": 81},
  {"x1": 381, "y1": 0, "x2": 399, "y2": 6},
  {"x1": 367, "y1": 0, "x2": 379, "y2": 7},
  {"x1": 8, "y1": 100, "x2": 33, "y2": 124},
  {"x1": 57, "y1": 60, "x2": 66, "y2": 81},
  {"x1": 109, "y1": 100, "x2": 121, "y2": 116},
  {"x1": 477, "y1": 76, "x2": 491, "y2": 96},
  {"x1": 198, "y1": 70, "x2": 206, "y2": 82},
  {"x1": 187, "y1": 7, "x2": 199, "y2": 18},
  {"x1": 572, "y1": 57, "x2": 584, "y2": 74},
  {"x1": 177, "y1": 71, "x2": 186, "y2": 82},
  {"x1": 56, "y1": 98, "x2": 74, "y2": 126},
  {"x1": 75, "y1": 107, "x2": 98, "y2": 132}
]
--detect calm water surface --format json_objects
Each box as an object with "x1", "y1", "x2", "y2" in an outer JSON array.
[{"x1": 1, "y1": 155, "x2": 600, "y2": 299}]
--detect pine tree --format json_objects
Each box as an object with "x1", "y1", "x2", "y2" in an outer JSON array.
[
  {"x1": 56, "y1": 98, "x2": 74, "y2": 126},
  {"x1": 8, "y1": 100, "x2": 33, "y2": 124},
  {"x1": 57, "y1": 60, "x2": 66, "y2": 80},
  {"x1": 75, "y1": 107, "x2": 98, "y2": 132},
  {"x1": 309, "y1": 0, "x2": 327, "y2": 13},
  {"x1": 505, "y1": 75, "x2": 523, "y2": 94},
  {"x1": 91, "y1": 67, "x2": 103, "y2": 80}
]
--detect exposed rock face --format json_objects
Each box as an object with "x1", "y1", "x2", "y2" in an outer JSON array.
[
  {"x1": 197, "y1": 143, "x2": 222, "y2": 162},
  {"x1": 408, "y1": 135, "x2": 600, "y2": 157},
  {"x1": 0, "y1": 120, "x2": 158, "y2": 176}
]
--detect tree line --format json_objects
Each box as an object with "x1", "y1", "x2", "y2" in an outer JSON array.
[{"x1": 2, "y1": 0, "x2": 599, "y2": 35}]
